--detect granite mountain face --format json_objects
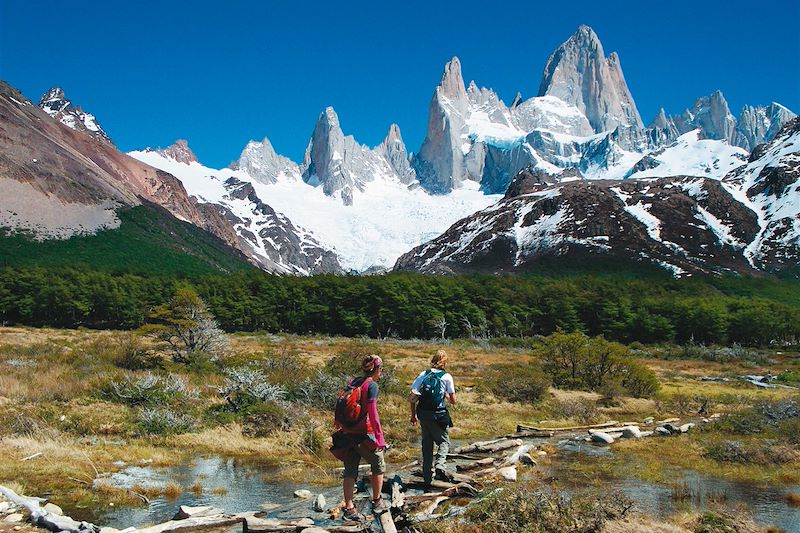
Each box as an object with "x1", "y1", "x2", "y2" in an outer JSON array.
[
  {"x1": 394, "y1": 119, "x2": 800, "y2": 276},
  {"x1": 2, "y1": 25, "x2": 797, "y2": 277}
]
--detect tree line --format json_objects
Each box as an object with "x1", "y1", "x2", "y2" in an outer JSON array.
[{"x1": 0, "y1": 266, "x2": 798, "y2": 346}]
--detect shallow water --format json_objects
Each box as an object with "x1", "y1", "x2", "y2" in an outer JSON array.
[
  {"x1": 95, "y1": 456, "x2": 334, "y2": 529},
  {"x1": 95, "y1": 445, "x2": 800, "y2": 532},
  {"x1": 550, "y1": 443, "x2": 800, "y2": 533}
]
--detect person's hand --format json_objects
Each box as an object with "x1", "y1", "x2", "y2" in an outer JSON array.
[{"x1": 410, "y1": 414, "x2": 417, "y2": 426}]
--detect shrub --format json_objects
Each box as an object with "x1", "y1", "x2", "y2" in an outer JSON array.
[
  {"x1": 535, "y1": 332, "x2": 659, "y2": 397},
  {"x1": 486, "y1": 364, "x2": 551, "y2": 404},
  {"x1": 548, "y1": 399, "x2": 599, "y2": 424},
  {"x1": 241, "y1": 402, "x2": 293, "y2": 437},
  {"x1": 289, "y1": 369, "x2": 344, "y2": 407},
  {"x1": 136, "y1": 407, "x2": 194, "y2": 435},
  {"x1": 142, "y1": 288, "x2": 227, "y2": 364},
  {"x1": 113, "y1": 333, "x2": 162, "y2": 370},
  {"x1": 465, "y1": 485, "x2": 632, "y2": 533},
  {"x1": 620, "y1": 362, "x2": 660, "y2": 398},
  {"x1": 102, "y1": 372, "x2": 196, "y2": 406},
  {"x1": 218, "y1": 367, "x2": 287, "y2": 412},
  {"x1": 704, "y1": 440, "x2": 798, "y2": 465}
]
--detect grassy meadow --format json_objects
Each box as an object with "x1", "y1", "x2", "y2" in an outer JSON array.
[{"x1": 0, "y1": 325, "x2": 798, "y2": 531}]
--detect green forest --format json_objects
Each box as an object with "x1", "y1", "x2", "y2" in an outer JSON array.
[{"x1": 0, "y1": 266, "x2": 798, "y2": 347}]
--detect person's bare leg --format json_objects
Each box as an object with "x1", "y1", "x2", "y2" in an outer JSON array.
[
  {"x1": 370, "y1": 473, "x2": 384, "y2": 501},
  {"x1": 343, "y1": 476, "x2": 356, "y2": 509}
]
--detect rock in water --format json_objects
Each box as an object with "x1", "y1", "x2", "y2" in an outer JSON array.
[
  {"x1": 4, "y1": 513, "x2": 23, "y2": 523},
  {"x1": 312, "y1": 493, "x2": 327, "y2": 512},
  {"x1": 519, "y1": 453, "x2": 537, "y2": 465},
  {"x1": 591, "y1": 431, "x2": 615, "y2": 444},
  {"x1": 497, "y1": 466, "x2": 517, "y2": 481},
  {"x1": 294, "y1": 489, "x2": 313, "y2": 499},
  {"x1": 43, "y1": 502, "x2": 63, "y2": 515},
  {"x1": 621, "y1": 426, "x2": 642, "y2": 439}
]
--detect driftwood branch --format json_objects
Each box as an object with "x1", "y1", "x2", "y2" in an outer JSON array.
[
  {"x1": 0, "y1": 484, "x2": 95, "y2": 533},
  {"x1": 517, "y1": 420, "x2": 619, "y2": 432}
]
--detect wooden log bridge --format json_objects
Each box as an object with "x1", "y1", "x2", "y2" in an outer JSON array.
[{"x1": 4, "y1": 418, "x2": 663, "y2": 533}]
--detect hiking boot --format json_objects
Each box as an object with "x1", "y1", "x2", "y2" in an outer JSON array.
[
  {"x1": 342, "y1": 506, "x2": 365, "y2": 521},
  {"x1": 434, "y1": 467, "x2": 450, "y2": 481},
  {"x1": 371, "y1": 497, "x2": 390, "y2": 514}
]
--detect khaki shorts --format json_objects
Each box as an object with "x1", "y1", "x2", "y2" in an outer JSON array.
[{"x1": 342, "y1": 442, "x2": 385, "y2": 478}]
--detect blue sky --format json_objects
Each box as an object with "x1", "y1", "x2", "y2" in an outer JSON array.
[{"x1": 1, "y1": 0, "x2": 798, "y2": 167}]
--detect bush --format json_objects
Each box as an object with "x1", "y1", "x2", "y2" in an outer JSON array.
[
  {"x1": 548, "y1": 399, "x2": 599, "y2": 424},
  {"x1": 289, "y1": 369, "x2": 344, "y2": 407},
  {"x1": 242, "y1": 402, "x2": 293, "y2": 437},
  {"x1": 536, "y1": 332, "x2": 659, "y2": 398},
  {"x1": 101, "y1": 372, "x2": 196, "y2": 406},
  {"x1": 136, "y1": 407, "x2": 194, "y2": 435},
  {"x1": 113, "y1": 333, "x2": 162, "y2": 370},
  {"x1": 465, "y1": 485, "x2": 632, "y2": 533},
  {"x1": 486, "y1": 364, "x2": 551, "y2": 404},
  {"x1": 620, "y1": 362, "x2": 660, "y2": 398},
  {"x1": 704, "y1": 440, "x2": 798, "y2": 465},
  {"x1": 218, "y1": 367, "x2": 287, "y2": 412}
]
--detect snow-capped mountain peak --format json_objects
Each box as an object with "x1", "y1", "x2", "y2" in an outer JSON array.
[
  {"x1": 537, "y1": 25, "x2": 644, "y2": 133},
  {"x1": 231, "y1": 136, "x2": 301, "y2": 184},
  {"x1": 156, "y1": 139, "x2": 198, "y2": 165},
  {"x1": 37, "y1": 86, "x2": 112, "y2": 144}
]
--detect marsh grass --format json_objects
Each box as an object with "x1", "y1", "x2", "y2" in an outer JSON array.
[{"x1": 1, "y1": 326, "x2": 798, "y2": 515}]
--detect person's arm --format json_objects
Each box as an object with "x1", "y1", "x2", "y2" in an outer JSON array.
[
  {"x1": 365, "y1": 382, "x2": 386, "y2": 448},
  {"x1": 366, "y1": 398, "x2": 386, "y2": 448},
  {"x1": 409, "y1": 391, "x2": 419, "y2": 425},
  {"x1": 409, "y1": 372, "x2": 423, "y2": 425},
  {"x1": 445, "y1": 374, "x2": 457, "y2": 405}
]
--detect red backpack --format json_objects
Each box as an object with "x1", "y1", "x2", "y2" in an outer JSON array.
[{"x1": 334, "y1": 377, "x2": 372, "y2": 434}]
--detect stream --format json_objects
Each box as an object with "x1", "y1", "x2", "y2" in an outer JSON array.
[{"x1": 91, "y1": 441, "x2": 800, "y2": 532}]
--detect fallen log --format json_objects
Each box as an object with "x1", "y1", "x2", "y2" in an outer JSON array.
[
  {"x1": 0, "y1": 484, "x2": 95, "y2": 533},
  {"x1": 244, "y1": 516, "x2": 364, "y2": 533},
  {"x1": 456, "y1": 457, "x2": 495, "y2": 472},
  {"x1": 390, "y1": 481, "x2": 404, "y2": 509},
  {"x1": 505, "y1": 429, "x2": 555, "y2": 438},
  {"x1": 411, "y1": 469, "x2": 474, "y2": 484},
  {"x1": 453, "y1": 438, "x2": 523, "y2": 455},
  {"x1": 451, "y1": 438, "x2": 507, "y2": 454},
  {"x1": 445, "y1": 453, "x2": 483, "y2": 461},
  {"x1": 499, "y1": 444, "x2": 534, "y2": 467},
  {"x1": 378, "y1": 509, "x2": 398, "y2": 533},
  {"x1": 136, "y1": 512, "x2": 255, "y2": 533},
  {"x1": 517, "y1": 421, "x2": 619, "y2": 432},
  {"x1": 414, "y1": 496, "x2": 448, "y2": 518}
]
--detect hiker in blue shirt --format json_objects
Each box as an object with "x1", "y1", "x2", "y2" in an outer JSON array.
[{"x1": 409, "y1": 349, "x2": 456, "y2": 485}]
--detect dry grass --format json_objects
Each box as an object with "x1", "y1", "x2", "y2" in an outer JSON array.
[
  {"x1": 163, "y1": 482, "x2": 182, "y2": 499},
  {"x1": 189, "y1": 480, "x2": 204, "y2": 496},
  {"x1": 1, "y1": 326, "x2": 798, "y2": 517},
  {"x1": 787, "y1": 492, "x2": 800, "y2": 507}
]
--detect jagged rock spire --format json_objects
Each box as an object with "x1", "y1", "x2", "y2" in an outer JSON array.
[
  {"x1": 537, "y1": 25, "x2": 644, "y2": 133},
  {"x1": 37, "y1": 86, "x2": 113, "y2": 144},
  {"x1": 157, "y1": 139, "x2": 198, "y2": 164},
  {"x1": 232, "y1": 136, "x2": 300, "y2": 184},
  {"x1": 379, "y1": 123, "x2": 416, "y2": 184}
]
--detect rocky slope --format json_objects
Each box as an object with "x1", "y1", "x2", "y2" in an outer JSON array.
[
  {"x1": 300, "y1": 107, "x2": 417, "y2": 205},
  {"x1": 537, "y1": 25, "x2": 644, "y2": 134},
  {"x1": 38, "y1": 87, "x2": 113, "y2": 144},
  {"x1": 411, "y1": 27, "x2": 795, "y2": 196},
  {"x1": 130, "y1": 144, "x2": 343, "y2": 274},
  {"x1": 0, "y1": 81, "x2": 237, "y2": 248},
  {"x1": 134, "y1": 142, "x2": 496, "y2": 272},
  {"x1": 395, "y1": 119, "x2": 800, "y2": 276}
]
